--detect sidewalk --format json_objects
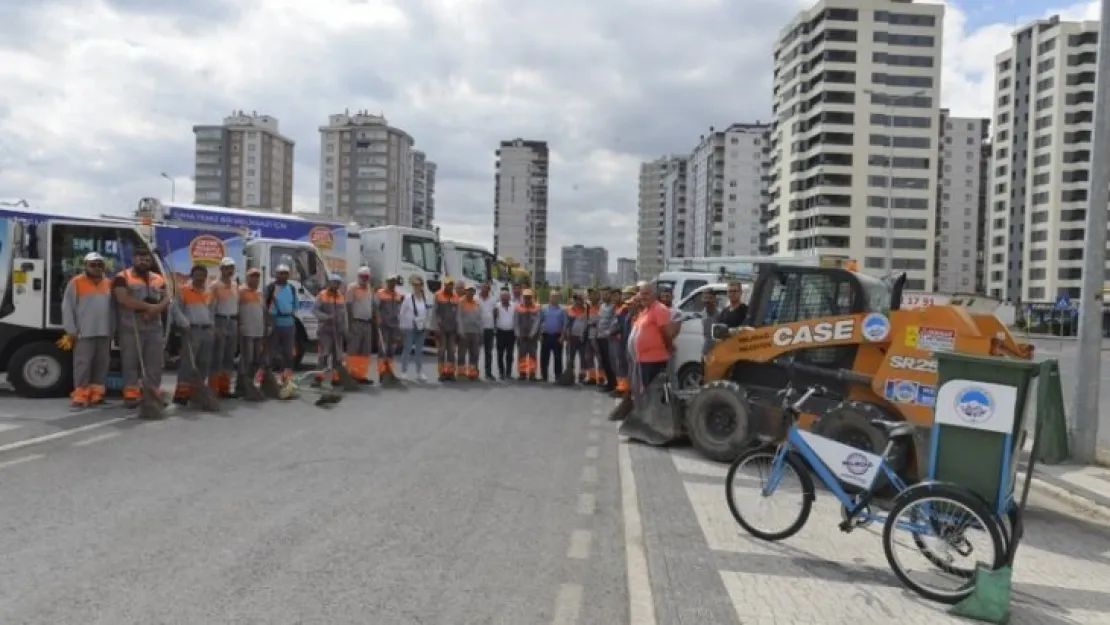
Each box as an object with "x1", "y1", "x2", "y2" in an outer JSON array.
[{"x1": 1027, "y1": 462, "x2": 1110, "y2": 520}]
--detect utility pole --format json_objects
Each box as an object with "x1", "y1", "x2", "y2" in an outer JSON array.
[{"x1": 1071, "y1": 0, "x2": 1110, "y2": 464}]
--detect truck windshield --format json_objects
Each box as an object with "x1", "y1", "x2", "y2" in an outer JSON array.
[
  {"x1": 459, "y1": 249, "x2": 491, "y2": 284},
  {"x1": 270, "y1": 244, "x2": 327, "y2": 295},
  {"x1": 402, "y1": 235, "x2": 440, "y2": 273}
]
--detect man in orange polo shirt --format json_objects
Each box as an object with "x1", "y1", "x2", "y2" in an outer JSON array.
[{"x1": 632, "y1": 282, "x2": 678, "y2": 389}]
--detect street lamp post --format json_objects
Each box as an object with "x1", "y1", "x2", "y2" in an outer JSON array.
[
  {"x1": 863, "y1": 88, "x2": 926, "y2": 278},
  {"x1": 1070, "y1": 0, "x2": 1110, "y2": 464},
  {"x1": 160, "y1": 172, "x2": 176, "y2": 202}
]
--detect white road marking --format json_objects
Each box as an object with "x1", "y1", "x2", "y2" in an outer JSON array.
[
  {"x1": 0, "y1": 454, "x2": 45, "y2": 470},
  {"x1": 72, "y1": 431, "x2": 121, "y2": 447},
  {"x1": 567, "y1": 529, "x2": 592, "y2": 559},
  {"x1": 577, "y1": 493, "x2": 596, "y2": 515},
  {"x1": 0, "y1": 423, "x2": 22, "y2": 434},
  {"x1": 580, "y1": 465, "x2": 598, "y2": 484},
  {"x1": 585, "y1": 445, "x2": 599, "y2": 460},
  {"x1": 587, "y1": 430, "x2": 600, "y2": 442},
  {"x1": 618, "y1": 442, "x2": 657, "y2": 625},
  {"x1": 551, "y1": 583, "x2": 583, "y2": 625},
  {"x1": 0, "y1": 418, "x2": 126, "y2": 455}
]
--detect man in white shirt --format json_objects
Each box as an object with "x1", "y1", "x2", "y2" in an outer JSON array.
[
  {"x1": 492, "y1": 287, "x2": 516, "y2": 380},
  {"x1": 477, "y1": 281, "x2": 498, "y2": 380}
]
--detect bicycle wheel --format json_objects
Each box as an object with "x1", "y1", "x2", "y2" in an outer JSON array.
[
  {"x1": 725, "y1": 448, "x2": 814, "y2": 541},
  {"x1": 883, "y1": 483, "x2": 1006, "y2": 604}
]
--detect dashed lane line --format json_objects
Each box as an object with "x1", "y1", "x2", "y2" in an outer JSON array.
[
  {"x1": 587, "y1": 430, "x2": 600, "y2": 442},
  {"x1": 72, "y1": 431, "x2": 121, "y2": 447},
  {"x1": 0, "y1": 454, "x2": 45, "y2": 470},
  {"x1": 0, "y1": 418, "x2": 127, "y2": 455},
  {"x1": 589, "y1": 417, "x2": 602, "y2": 427},
  {"x1": 618, "y1": 442, "x2": 657, "y2": 625},
  {"x1": 551, "y1": 583, "x2": 584, "y2": 625},
  {"x1": 567, "y1": 529, "x2": 592, "y2": 560}
]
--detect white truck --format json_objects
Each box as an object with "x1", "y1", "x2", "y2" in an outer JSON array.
[
  {"x1": 349, "y1": 225, "x2": 444, "y2": 298},
  {"x1": 441, "y1": 239, "x2": 505, "y2": 291}
]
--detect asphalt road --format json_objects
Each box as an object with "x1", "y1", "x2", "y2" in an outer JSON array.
[{"x1": 0, "y1": 375, "x2": 628, "y2": 625}]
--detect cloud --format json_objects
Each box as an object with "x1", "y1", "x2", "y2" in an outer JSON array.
[{"x1": 0, "y1": 0, "x2": 1100, "y2": 270}]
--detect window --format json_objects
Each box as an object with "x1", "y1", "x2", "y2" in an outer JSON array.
[
  {"x1": 458, "y1": 249, "x2": 491, "y2": 283},
  {"x1": 48, "y1": 223, "x2": 153, "y2": 326},
  {"x1": 401, "y1": 235, "x2": 441, "y2": 273}
]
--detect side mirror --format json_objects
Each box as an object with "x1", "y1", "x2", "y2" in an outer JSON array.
[{"x1": 711, "y1": 323, "x2": 731, "y2": 340}]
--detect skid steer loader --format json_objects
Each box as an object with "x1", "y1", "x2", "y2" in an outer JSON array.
[{"x1": 626, "y1": 262, "x2": 1033, "y2": 481}]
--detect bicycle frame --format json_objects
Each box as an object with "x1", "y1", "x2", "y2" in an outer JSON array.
[{"x1": 765, "y1": 423, "x2": 912, "y2": 528}]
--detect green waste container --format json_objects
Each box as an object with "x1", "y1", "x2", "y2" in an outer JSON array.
[{"x1": 928, "y1": 354, "x2": 1042, "y2": 514}]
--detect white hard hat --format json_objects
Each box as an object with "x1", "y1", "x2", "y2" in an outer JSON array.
[
  {"x1": 219, "y1": 257, "x2": 236, "y2": 268},
  {"x1": 275, "y1": 264, "x2": 291, "y2": 273},
  {"x1": 84, "y1": 252, "x2": 104, "y2": 263},
  {"x1": 357, "y1": 266, "x2": 371, "y2": 276},
  {"x1": 328, "y1": 272, "x2": 343, "y2": 282}
]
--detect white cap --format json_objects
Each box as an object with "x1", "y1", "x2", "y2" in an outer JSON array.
[
  {"x1": 275, "y1": 264, "x2": 291, "y2": 273},
  {"x1": 357, "y1": 266, "x2": 371, "y2": 276},
  {"x1": 328, "y1": 272, "x2": 343, "y2": 282},
  {"x1": 219, "y1": 257, "x2": 236, "y2": 268},
  {"x1": 84, "y1": 252, "x2": 104, "y2": 263}
]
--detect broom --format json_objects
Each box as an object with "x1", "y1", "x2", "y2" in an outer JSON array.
[
  {"x1": 238, "y1": 338, "x2": 266, "y2": 402},
  {"x1": 161, "y1": 247, "x2": 220, "y2": 413},
  {"x1": 131, "y1": 316, "x2": 166, "y2": 420},
  {"x1": 376, "y1": 325, "x2": 404, "y2": 388},
  {"x1": 329, "y1": 321, "x2": 360, "y2": 392},
  {"x1": 556, "y1": 338, "x2": 577, "y2": 386}
]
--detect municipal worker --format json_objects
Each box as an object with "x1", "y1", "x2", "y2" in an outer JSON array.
[
  {"x1": 113, "y1": 245, "x2": 172, "y2": 410},
  {"x1": 264, "y1": 264, "x2": 298, "y2": 384},
  {"x1": 452, "y1": 279, "x2": 468, "y2": 374},
  {"x1": 514, "y1": 288, "x2": 541, "y2": 381},
  {"x1": 538, "y1": 290, "x2": 566, "y2": 382},
  {"x1": 375, "y1": 274, "x2": 405, "y2": 380},
  {"x1": 312, "y1": 273, "x2": 348, "y2": 386},
  {"x1": 633, "y1": 283, "x2": 675, "y2": 389},
  {"x1": 345, "y1": 266, "x2": 375, "y2": 384},
  {"x1": 595, "y1": 287, "x2": 617, "y2": 393},
  {"x1": 173, "y1": 264, "x2": 216, "y2": 405},
  {"x1": 236, "y1": 268, "x2": 267, "y2": 393},
  {"x1": 208, "y1": 257, "x2": 239, "y2": 398},
  {"x1": 457, "y1": 283, "x2": 483, "y2": 380},
  {"x1": 564, "y1": 292, "x2": 590, "y2": 384},
  {"x1": 434, "y1": 277, "x2": 460, "y2": 381},
  {"x1": 492, "y1": 287, "x2": 516, "y2": 380},
  {"x1": 61, "y1": 252, "x2": 113, "y2": 409},
  {"x1": 478, "y1": 281, "x2": 497, "y2": 380},
  {"x1": 585, "y1": 289, "x2": 604, "y2": 385},
  {"x1": 609, "y1": 286, "x2": 637, "y2": 397}
]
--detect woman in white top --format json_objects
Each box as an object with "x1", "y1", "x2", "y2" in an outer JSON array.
[{"x1": 399, "y1": 274, "x2": 431, "y2": 380}]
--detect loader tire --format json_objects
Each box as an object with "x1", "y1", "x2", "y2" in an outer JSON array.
[
  {"x1": 812, "y1": 401, "x2": 910, "y2": 489},
  {"x1": 686, "y1": 380, "x2": 752, "y2": 463}
]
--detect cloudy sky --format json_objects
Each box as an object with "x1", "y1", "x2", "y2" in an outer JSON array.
[{"x1": 0, "y1": 0, "x2": 1102, "y2": 270}]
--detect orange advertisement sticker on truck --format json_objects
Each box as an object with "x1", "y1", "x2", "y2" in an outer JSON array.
[
  {"x1": 189, "y1": 234, "x2": 226, "y2": 266},
  {"x1": 309, "y1": 226, "x2": 335, "y2": 250}
]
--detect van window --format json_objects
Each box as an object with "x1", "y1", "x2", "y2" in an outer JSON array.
[{"x1": 681, "y1": 279, "x2": 707, "y2": 299}]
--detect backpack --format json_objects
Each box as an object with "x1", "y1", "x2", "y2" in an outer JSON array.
[{"x1": 264, "y1": 282, "x2": 297, "y2": 316}]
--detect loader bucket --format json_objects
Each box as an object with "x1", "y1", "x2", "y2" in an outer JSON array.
[{"x1": 618, "y1": 375, "x2": 683, "y2": 446}]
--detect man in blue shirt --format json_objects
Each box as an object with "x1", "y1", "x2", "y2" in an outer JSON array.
[
  {"x1": 264, "y1": 264, "x2": 299, "y2": 384},
  {"x1": 538, "y1": 291, "x2": 567, "y2": 382}
]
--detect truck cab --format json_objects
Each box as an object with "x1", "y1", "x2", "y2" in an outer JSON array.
[
  {"x1": 356, "y1": 226, "x2": 442, "y2": 299},
  {"x1": 0, "y1": 214, "x2": 168, "y2": 397},
  {"x1": 442, "y1": 240, "x2": 502, "y2": 291}
]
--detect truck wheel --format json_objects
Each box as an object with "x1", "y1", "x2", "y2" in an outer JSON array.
[
  {"x1": 675, "y1": 363, "x2": 703, "y2": 390},
  {"x1": 8, "y1": 341, "x2": 73, "y2": 399},
  {"x1": 686, "y1": 380, "x2": 752, "y2": 463}
]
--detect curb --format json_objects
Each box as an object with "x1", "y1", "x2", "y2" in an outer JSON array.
[{"x1": 1025, "y1": 475, "x2": 1110, "y2": 523}]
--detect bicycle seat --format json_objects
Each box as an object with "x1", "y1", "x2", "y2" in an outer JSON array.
[{"x1": 870, "y1": 419, "x2": 915, "y2": 439}]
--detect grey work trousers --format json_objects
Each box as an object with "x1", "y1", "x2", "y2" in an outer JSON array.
[
  {"x1": 239, "y1": 336, "x2": 265, "y2": 381},
  {"x1": 565, "y1": 337, "x2": 586, "y2": 378},
  {"x1": 317, "y1": 328, "x2": 345, "y2": 372},
  {"x1": 269, "y1": 326, "x2": 297, "y2": 371},
  {"x1": 460, "y1": 332, "x2": 481, "y2": 373},
  {"x1": 437, "y1": 331, "x2": 458, "y2": 374},
  {"x1": 119, "y1": 321, "x2": 164, "y2": 398},
  {"x1": 73, "y1": 336, "x2": 111, "y2": 389},
  {"x1": 379, "y1": 325, "x2": 402, "y2": 359},
  {"x1": 180, "y1": 326, "x2": 214, "y2": 389},
  {"x1": 212, "y1": 315, "x2": 237, "y2": 375},
  {"x1": 348, "y1": 318, "x2": 374, "y2": 356}
]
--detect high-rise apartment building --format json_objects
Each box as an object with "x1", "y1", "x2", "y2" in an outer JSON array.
[
  {"x1": 424, "y1": 161, "x2": 437, "y2": 230},
  {"x1": 192, "y1": 111, "x2": 295, "y2": 212},
  {"x1": 767, "y1": 0, "x2": 944, "y2": 290},
  {"x1": 637, "y1": 156, "x2": 677, "y2": 279},
  {"x1": 662, "y1": 157, "x2": 689, "y2": 262},
  {"x1": 986, "y1": 16, "x2": 1102, "y2": 302},
  {"x1": 411, "y1": 150, "x2": 432, "y2": 230},
  {"x1": 318, "y1": 111, "x2": 414, "y2": 227},
  {"x1": 688, "y1": 123, "x2": 770, "y2": 257},
  {"x1": 494, "y1": 139, "x2": 549, "y2": 279},
  {"x1": 616, "y1": 257, "x2": 638, "y2": 285},
  {"x1": 935, "y1": 110, "x2": 989, "y2": 293},
  {"x1": 561, "y1": 245, "x2": 609, "y2": 286}
]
